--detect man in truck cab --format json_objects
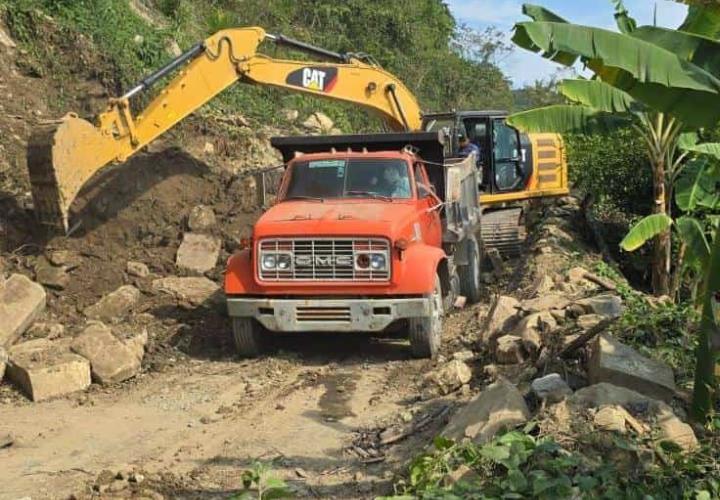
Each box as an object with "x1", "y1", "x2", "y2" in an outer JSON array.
[{"x1": 380, "y1": 163, "x2": 411, "y2": 198}]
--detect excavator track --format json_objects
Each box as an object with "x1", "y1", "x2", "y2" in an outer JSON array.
[{"x1": 480, "y1": 207, "x2": 526, "y2": 259}]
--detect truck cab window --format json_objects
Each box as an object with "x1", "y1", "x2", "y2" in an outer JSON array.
[{"x1": 284, "y1": 159, "x2": 412, "y2": 200}]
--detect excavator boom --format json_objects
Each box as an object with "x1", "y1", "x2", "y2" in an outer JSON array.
[{"x1": 28, "y1": 27, "x2": 422, "y2": 231}]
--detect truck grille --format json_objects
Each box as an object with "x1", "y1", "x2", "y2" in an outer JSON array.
[
  {"x1": 258, "y1": 238, "x2": 390, "y2": 281},
  {"x1": 296, "y1": 306, "x2": 352, "y2": 323}
]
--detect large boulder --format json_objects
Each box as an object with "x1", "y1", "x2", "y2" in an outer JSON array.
[
  {"x1": 176, "y1": 233, "x2": 221, "y2": 274},
  {"x1": 71, "y1": 324, "x2": 142, "y2": 384},
  {"x1": 0, "y1": 274, "x2": 46, "y2": 348},
  {"x1": 518, "y1": 293, "x2": 570, "y2": 314},
  {"x1": 442, "y1": 379, "x2": 530, "y2": 444},
  {"x1": 152, "y1": 276, "x2": 221, "y2": 307},
  {"x1": 84, "y1": 285, "x2": 140, "y2": 322},
  {"x1": 303, "y1": 112, "x2": 334, "y2": 132},
  {"x1": 575, "y1": 294, "x2": 623, "y2": 319},
  {"x1": 495, "y1": 335, "x2": 524, "y2": 364},
  {"x1": 6, "y1": 339, "x2": 91, "y2": 401},
  {"x1": 480, "y1": 295, "x2": 520, "y2": 345},
  {"x1": 589, "y1": 334, "x2": 676, "y2": 401},
  {"x1": 187, "y1": 205, "x2": 216, "y2": 232},
  {"x1": 531, "y1": 373, "x2": 572, "y2": 403},
  {"x1": 425, "y1": 360, "x2": 472, "y2": 395}
]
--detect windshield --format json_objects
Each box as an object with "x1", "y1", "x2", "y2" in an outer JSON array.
[{"x1": 283, "y1": 159, "x2": 412, "y2": 200}]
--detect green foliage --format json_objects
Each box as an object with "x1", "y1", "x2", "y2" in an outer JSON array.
[
  {"x1": 388, "y1": 428, "x2": 720, "y2": 499},
  {"x1": 0, "y1": 0, "x2": 513, "y2": 131},
  {"x1": 620, "y1": 213, "x2": 674, "y2": 252},
  {"x1": 565, "y1": 127, "x2": 651, "y2": 215},
  {"x1": 233, "y1": 462, "x2": 293, "y2": 500}
]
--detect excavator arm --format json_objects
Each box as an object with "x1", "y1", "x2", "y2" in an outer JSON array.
[{"x1": 28, "y1": 26, "x2": 423, "y2": 231}]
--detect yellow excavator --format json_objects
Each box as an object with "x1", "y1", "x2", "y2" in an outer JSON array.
[{"x1": 27, "y1": 26, "x2": 567, "y2": 255}]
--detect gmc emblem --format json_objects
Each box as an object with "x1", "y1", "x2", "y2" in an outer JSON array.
[{"x1": 295, "y1": 254, "x2": 354, "y2": 267}]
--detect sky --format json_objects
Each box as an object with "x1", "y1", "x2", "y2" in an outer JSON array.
[{"x1": 445, "y1": 0, "x2": 689, "y2": 88}]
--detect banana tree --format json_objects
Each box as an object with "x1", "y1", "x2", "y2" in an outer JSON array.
[{"x1": 507, "y1": 1, "x2": 720, "y2": 296}]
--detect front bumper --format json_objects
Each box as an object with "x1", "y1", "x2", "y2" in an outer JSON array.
[{"x1": 227, "y1": 296, "x2": 430, "y2": 332}]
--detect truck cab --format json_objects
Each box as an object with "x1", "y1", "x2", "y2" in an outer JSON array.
[{"x1": 225, "y1": 132, "x2": 482, "y2": 359}]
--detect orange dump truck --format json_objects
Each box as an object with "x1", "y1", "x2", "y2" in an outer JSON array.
[{"x1": 225, "y1": 132, "x2": 482, "y2": 359}]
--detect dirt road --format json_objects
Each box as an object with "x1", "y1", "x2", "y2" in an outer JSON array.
[{"x1": 1, "y1": 311, "x2": 476, "y2": 499}]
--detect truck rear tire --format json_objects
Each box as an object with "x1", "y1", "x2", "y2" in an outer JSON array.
[
  {"x1": 409, "y1": 275, "x2": 444, "y2": 359},
  {"x1": 459, "y1": 235, "x2": 482, "y2": 304},
  {"x1": 232, "y1": 318, "x2": 263, "y2": 357}
]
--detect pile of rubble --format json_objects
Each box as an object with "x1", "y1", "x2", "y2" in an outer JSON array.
[{"x1": 421, "y1": 196, "x2": 698, "y2": 471}]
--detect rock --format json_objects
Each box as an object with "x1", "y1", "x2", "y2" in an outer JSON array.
[
  {"x1": 425, "y1": 360, "x2": 472, "y2": 395},
  {"x1": 133, "y1": 34, "x2": 144, "y2": 44},
  {"x1": 26, "y1": 321, "x2": 64, "y2": 340},
  {"x1": 452, "y1": 350, "x2": 475, "y2": 362},
  {"x1": 188, "y1": 205, "x2": 216, "y2": 231},
  {"x1": 303, "y1": 112, "x2": 334, "y2": 132},
  {"x1": 0, "y1": 347, "x2": 6, "y2": 381},
  {"x1": 577, "y1": 314, "x2": 603, "y2": 330},
  {"x1": 518, "y1": 322, "x2": 542, "y2": 356},
  {"x1": 176, "y1": 233, "x2": 221, "y2": 274},
  {"x1": 575, "y1": 294, "x2": 623, "y2": 319},
  {"x1": 152, "y1": 276, "x2": 220, "y2": 307},
  {"x1": 35, "y1": 257, "x2": 70, "y2": 290},
  {"x1": 166, "y1": 39, "x2": 182, "y2": 57},
  {"x1": 530, "y1": 274, "x2": 555, "y2": 297},
  {"x1": 442, "y1": 379, "x2": 530, "y2": 444},
  {"x1": 0, "y1": 274, "x2": 46, "y2": 348},
  {"x1": 589, "y1": 334, "x2": 676, "y2": 401},
  {"x1": 566, "y1": 303, "x2": 585, "y2": 319},
  {"x1": 7, "y1": 339, "x2": 91, "y2": 401},
  {"x1": 0, "y1": 432, "x2": 13, "y2": 448},
  {"x1": 0, "y1": 25, "x2": 16, "y2": 48},
  {"x1": 569, "y1": 383, "x2": 658, "y2": 410},
  {"x1": 453, "y1": 295, "x2": 467, "y2": 309},
  {"x1": 84, "y1": 285, "x2": 140, "y2": 322},
  {"x1": 593, "y1": 405, "x2": 640, "y2": 434},
  {"x1": 124, "y1": 329, "x2": 148, "y2": 362},
  {"x1": 127, "y1": 261, "x2": 150, "y2": 278},
  {"x1": 495, "y1": 335, "x2": 524, "y2": 364},
  {"x1": 480, "y1": 295, "x2": 520, "y2": 345},
  {"x1": 531, "y1": 373, "x2": 572, "y2": 403},
  {"x1": 46, "y1": 249, "x2": 82, "y2": 269},
  {"x1": 567, "y1": 266, "x2": 590, "y2": 284},
  {"x1": 203, "y1": 141, "x2": 215, "y2": 154},
  {"x1": 658, "y1": 412, "x2": 698, "y2": 452},
  {"x1": 519, "y1": 293, "x2": 571, "y2": 314},
  {"x1": 71, "y1": 324, "x2": 141, "y2": 384},
  {"x1": 282, "y1": 109, "x2": 299, "y2": 121},
  {"x1": 240, "y1": 175, "x2": 258, "y2": 212}
]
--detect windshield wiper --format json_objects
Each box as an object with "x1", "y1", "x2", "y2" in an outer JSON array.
[
  {"x1": 284, "y1": 195, "x2": 324, "y2": 202},
  {"x1": 345, "y1": 190, "x2": 393, "y2": 202}
]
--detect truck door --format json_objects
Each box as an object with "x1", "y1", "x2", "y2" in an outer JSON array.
[
  {"x1": 492, "y1": 119, "x2": 530, "y2": 192},
  {"x1": 414, "y1": 162, "x2": 442, "y2": 247}
]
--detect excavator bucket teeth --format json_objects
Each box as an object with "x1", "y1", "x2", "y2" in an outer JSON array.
[{"x1": 27, "y1": 115, "x2": 119, "y2": 233}]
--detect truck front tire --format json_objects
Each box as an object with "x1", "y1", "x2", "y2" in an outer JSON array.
[
  {"x1": 409, "y1": 275, "x2": 444, "y2": 359},
  {"x1": 232, "y1": 317, "x2": 264, "y2": 357},
  {"x1": 459, "y1": 235, "x2": 482, "y2": 304}
]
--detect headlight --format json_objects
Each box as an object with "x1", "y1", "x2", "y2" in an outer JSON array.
[
  {"x1": 356, "y1": 252, "x2": 387, "y2": 271},
  {"x1": 277, "y1": 253, "x2": 292, "y2": 270},
  {"x1": 261, "y1": 254, "x2": 277, "y2": 270},
  {"x1": 370, "y1": 253, "x2": 387, "y2": 270}
]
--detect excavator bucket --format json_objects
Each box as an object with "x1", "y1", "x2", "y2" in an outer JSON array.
[{"x1": 28, "y1": 114, "x2": 120, "y2": 232}]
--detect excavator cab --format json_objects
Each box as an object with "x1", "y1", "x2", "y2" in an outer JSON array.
[{"x1": 422, "y1": 111, "x2": 568, "y2": 206}]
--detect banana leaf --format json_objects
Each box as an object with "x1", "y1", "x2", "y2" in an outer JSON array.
[
  {"x1": 675, "y1": 157, "x2": 720, "y2": 211},
  {"x1": 630, "y1": 26, "x2": 720, "y2": 77},
  {"x1": 507, "y1": 105, "x2": 628, "y2": 134},
  {"x1": 512, "y1": 21, "x2": 720, "y2": 126},
  {"x1": 676, "y1": 216, "x2": 711, "y2": 271},
  {"x1": 680, "y1": 3, "x2": 720, "y2": 40},
  {"x1": 690, "y1": 229, "x2": 720, "y2": 422},
  {"x1": 517, "y1": 4, "x2": 576, "y2": 66},
  {"x1": 612, "y1": 0, "x2": 637, "y2": 34},
  {"x1": 681, "y1": 141, "x2": 720, "y2": 159},
  {"x1": 619, "y1": 213, "x2": 674, "y2": 252},
  {"x1": 559, "y1": 79, "x2": 638, "y2": 113}
]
